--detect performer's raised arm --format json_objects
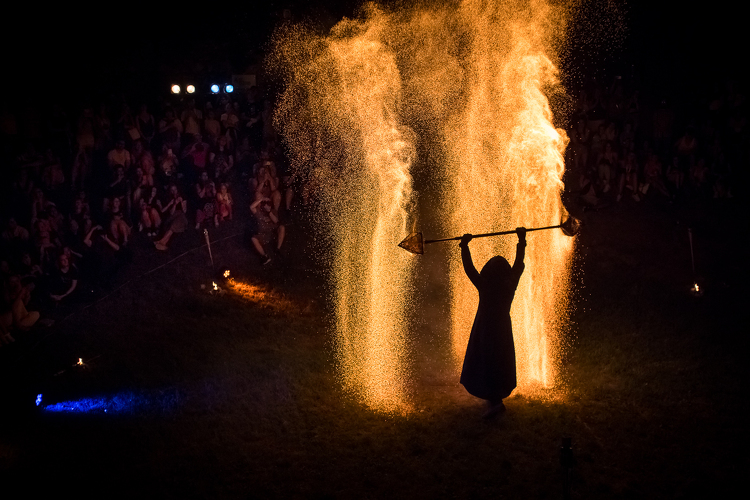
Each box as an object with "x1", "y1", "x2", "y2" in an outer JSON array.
[
  {"x1": 459, "y1": 233, "x2": 480, "y2": 288},
  {"x1": 512, "y1": 227, "x2": 527, "y2": 280}
]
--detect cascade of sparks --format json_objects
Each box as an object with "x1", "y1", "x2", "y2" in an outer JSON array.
[{"x1": 273, "y1": 0, "x2": 575, "y2": 411}]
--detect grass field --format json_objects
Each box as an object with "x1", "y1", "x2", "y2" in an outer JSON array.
[{"x1": 1, "y1": 194, "x2": 747, "y2": 499}]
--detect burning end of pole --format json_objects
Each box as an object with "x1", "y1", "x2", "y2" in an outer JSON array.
[{"x1": 398, "y1": 232, "x2": 424, "y2": 255}]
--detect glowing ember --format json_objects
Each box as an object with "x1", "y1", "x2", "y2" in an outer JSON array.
[{"x1": 273, "y1": 0, "x2": 575, "y2": 410}]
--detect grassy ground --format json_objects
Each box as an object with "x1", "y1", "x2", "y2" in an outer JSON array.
[{"x1": 0, "y1": 194, "x2": 747, "y2": 499}]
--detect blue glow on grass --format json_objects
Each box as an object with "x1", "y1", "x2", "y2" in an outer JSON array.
[{"x1": 43, "y1": 390, "x2": 180, "y2": 415}]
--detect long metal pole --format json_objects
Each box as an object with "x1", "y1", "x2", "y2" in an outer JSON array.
[{"x1": 424, "y1": 223, "x2": 562, "y2": 244}]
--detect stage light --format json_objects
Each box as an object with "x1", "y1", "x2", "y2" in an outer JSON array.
[
  {"x1": 224, "y1": 269, "x2": 230, "y2": 278},
  {"x1": 36, "y1": 394, "x2": 42, "y2": 407},
  {"x1": 211, "y1": 84, "x2": 220, "y2": 94},
  {"x1": 225, "y1": 84, "x2": 234, "y2": 93},
  {"x1": 171, "y1": 84, "x2": 181, "y2": 94},
  {"x1": 187, "y1": 84, "x2": 196, "y2": 94}
]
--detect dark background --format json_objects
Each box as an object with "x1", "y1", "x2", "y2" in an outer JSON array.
[{"x1": 1, "y1": 1, "x2": 744, "y2": 104}]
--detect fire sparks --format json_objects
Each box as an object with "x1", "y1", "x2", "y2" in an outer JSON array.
[{"x1": 273, "y1": 0, "x2": 575, "y2": 411}]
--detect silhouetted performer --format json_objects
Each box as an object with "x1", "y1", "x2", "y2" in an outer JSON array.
[{"x1": 459, "y1": 227, "x2": 526, "y2": 418}]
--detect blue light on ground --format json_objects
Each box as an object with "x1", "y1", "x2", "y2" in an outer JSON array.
[{"x1": 42, "y1": 390, "x2": 180, "y2": 415}]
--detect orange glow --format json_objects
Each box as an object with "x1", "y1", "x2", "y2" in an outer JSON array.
[
  {"x1": 273, "y1": 0, "x2": 574, "y2": 411},
  {"x1": 223, "y1": 270, "x2": 231, "y2": 278},
  {"x1": 225, "y1": 278, "x2": 300, "y2": 313}
]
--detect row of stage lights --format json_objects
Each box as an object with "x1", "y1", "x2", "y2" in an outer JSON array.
[{"x1": 170, "y1": 84, "x2": 234, "y2": 95}]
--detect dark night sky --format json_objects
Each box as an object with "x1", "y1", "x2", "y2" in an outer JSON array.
[{"x1": 1, "y1": 1, "x2": 743, "y2": 103}]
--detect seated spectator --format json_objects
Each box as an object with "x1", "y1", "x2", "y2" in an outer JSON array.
[
  {"x1": 0, "y1": 315, "x2": 14, "y2": 346},
  {"x1": 157, "y1": 145, "x2": 179, "y2": 184},
  {"x1": 17, "y1": 252, "x2": 43, "y2": 283},
  {"x1": 30, "y1": 187, "x2": 53, "y2": 222},
  {"x1": 138, "y1": 194, "x2": 161, "y2": 237},
  {"x1": 132, "y1": 167, "x2": 149, "y2": 207},
  {"x1": 47, "y1": 205, "x2": 65, "y2": 236},
  {"x1": 183, "y1": 134, "x2": 210, "y2": 177},
  {"x1": 220, "y1": 102, "x2": 239, "y2": 144},
  {"x1": 154, "y1": 185, "x2": 188, "y2": 251},
  {"x1": 118, "y1": 103, "x2": 140, "y2": 145},
  {"x1": 195, "y1": 173, "x2": 217, "y2": 229},
  {"x1": 108, "y1": 196, "x2": 130, "y2": 245},
  {"x1": 641, "y1": 154, "x2": 669, "y2": 197},
  {"x1": 33, "y1": 212, "x2": 58, "y2": 262},
  {"x1": 251, "y1": 164, "x2": 282, "y2": 212},
  {"x1": 106, "y1": 166, "x2": 130, "y2": 213},
  {"x1": 107, "y1": 139, "x2": 132, "y2": 171},
  {"x1": 210, "y1": 136, "x2": 234, "y2": 182},
  {"x1": 215, "y1": 183, "x2": 233, "y2": 224},
  {"x1": 250, "y1": 195, "x2": 285, "y2": 265},
  {"x1": 689, "y1": 158, "x2": 710, "y2": 197},
  {"x1": 41, "y1": 148, "x2": 65, "y2": 191},
  {"x1": 71, "y1": 148, "x2": 90, "y2": 190},
  {"x1": 2, "y1": 218, "x2": 30, "y2": 243},
  {"x1": 49, "y1": 253, "x2": 78, "y2": 304},
  {"x1": 2, "y1": 277, "x2": 39, "y2": 331},
  {"x1": 666, "y1": 156, "x2": 685, "y2": 192},
  {"x1": 616, "y1": 151, "x2": 640, "y2": 202},
  {"x1": 132, "y1": 139, "x2": 155, "y2": 186}
]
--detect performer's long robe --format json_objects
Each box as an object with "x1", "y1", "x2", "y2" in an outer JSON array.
[{"x1": 460, "y1": 240, "x2": 526, "y2": 400}]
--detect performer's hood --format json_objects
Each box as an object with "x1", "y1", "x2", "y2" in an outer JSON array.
[{"x1": 481, "y1": 256, "x2": 511, "y2": 280}]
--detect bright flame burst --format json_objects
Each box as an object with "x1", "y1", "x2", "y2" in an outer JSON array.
[{"x1": 273, "y1": 0, "x2": 575, "y2": 411}]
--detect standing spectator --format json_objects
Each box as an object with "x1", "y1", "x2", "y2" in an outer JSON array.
[
  {"x1": 203, "y1": 108, "x2": 221, "y2": 145},
  {"x1": 136, "y1": 104, "x2": 156, "y2": 148},
  {"x1": 181, "y1": 99, "x2": 203, "y2": 141},
  {"x1": 76, "y1": 107, "x2": 96, "y2": 156},
  {"x1": 250, "y1": 194, "x2": 285, "y2": 265},
  {"x1": 94, "y1": 104, "x2": 112, "y2": 152},
  {"x1": 159, "y1": 108, "x2": 183, "y2": 155}
]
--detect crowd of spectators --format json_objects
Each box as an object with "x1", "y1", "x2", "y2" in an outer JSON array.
[
  {"x1": 567, "y1": 77, "x2": 747, "y2": 210},
  {"x1": 1, "y1": 73, "x2": 747, "y2": 345},
  {"x1": 0, "y1": 87, "x2": 293, "y2": 344}
]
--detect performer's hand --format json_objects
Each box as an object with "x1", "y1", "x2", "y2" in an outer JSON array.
[
  {"x1": 459, "y1": 233, "x2": 473, "y2": 248},
  {"x1": 516, "y1": 227, "x2": 527, "y2": 242}
]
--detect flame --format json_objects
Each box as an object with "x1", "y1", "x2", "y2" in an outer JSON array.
[
  {"x1": 273, "y1": 0, "x2": 574, "y2": 410},
  {"x1": 212, "y1": 282, "x2": 218, "y2": 291},
  {"x1": 444, "y1": 0, "x2": 573, "y2": 394}
]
